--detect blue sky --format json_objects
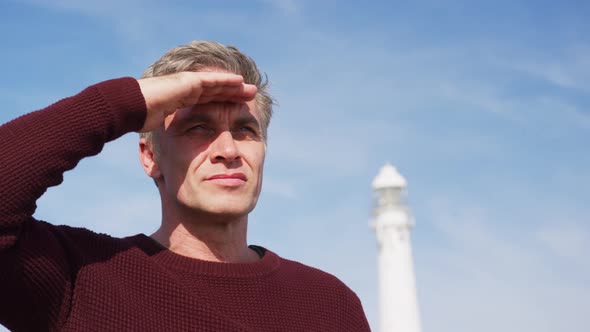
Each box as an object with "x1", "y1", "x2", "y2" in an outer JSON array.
[{"x1": 1, "y1": 1, "x2": 589, "y2": 331}]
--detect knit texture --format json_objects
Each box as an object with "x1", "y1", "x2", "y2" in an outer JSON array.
[{"x1": 0, "y1": 78, "x2": 371, "y2": 331}]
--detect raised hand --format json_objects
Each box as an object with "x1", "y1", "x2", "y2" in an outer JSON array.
[{"x1": 137, "y1": 71, "x2": 257, "y2": 132}]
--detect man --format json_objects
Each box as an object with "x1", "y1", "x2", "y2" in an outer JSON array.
[{"x1": 0, "y1": 41, "x2": 370, "y2": 331}]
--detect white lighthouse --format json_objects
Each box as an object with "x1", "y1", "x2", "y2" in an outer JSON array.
[{"x1": 371, "y1": 164, "x2": 421, "y2": 332}]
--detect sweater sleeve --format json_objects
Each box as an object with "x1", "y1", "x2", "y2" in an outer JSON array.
[
  {"x1": 342, "y1": 291, "x2": 372, "y2": 332},
  {"x1": 0, "y1": 77, "x2": 146, "y2": 330}
]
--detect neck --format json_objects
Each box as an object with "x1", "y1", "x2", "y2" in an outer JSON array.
[{"x1": 151, "y1": 211, "x2": 259, "y2": 263}]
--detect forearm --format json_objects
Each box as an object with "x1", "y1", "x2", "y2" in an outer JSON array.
[{"x1": 0, "y1": 77, "x2": 146, "y2": 248}]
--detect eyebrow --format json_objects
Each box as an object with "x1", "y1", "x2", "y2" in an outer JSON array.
[
  {"x1": 181, "y1": 111, "x2": 261, "y2": 129},
  {"x1": 183, "y1": 112, "x2": 215, "y2": 124},
  {"x1": 234, "y1": 115, "x2": 261, "y2": 129}
]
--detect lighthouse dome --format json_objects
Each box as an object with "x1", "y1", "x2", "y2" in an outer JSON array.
[{"x1": 372, "y1": 163, "x2": 407, "y2": 190}]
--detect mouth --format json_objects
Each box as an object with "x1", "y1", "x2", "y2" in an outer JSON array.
[{"x1": 205, "y1": 173, "x2": 248, "y2": 187}]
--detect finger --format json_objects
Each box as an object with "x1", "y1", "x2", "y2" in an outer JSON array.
[
  {"x1": 200, "y1": 83, "x2": 256, "y2": 97},
  {"x1": 198, "y1": 84, "x2": 257, "y2": 103},
  {"x1": 175, "y1": 72, "x2": 256, "y2": 106},
  {"x1": 181, "y1": 84, "x2": 245, "y2": 106},
  {"x1": 198, "y1": 92, "x2": 254, "y2": 105},
  {"x1": 197, "y1": 72, "x2": 245, "y2": 88}
]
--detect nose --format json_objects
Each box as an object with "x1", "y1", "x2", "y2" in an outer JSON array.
[{"x1": 209, "y1": 131, "x2": 240, "y2": 163}]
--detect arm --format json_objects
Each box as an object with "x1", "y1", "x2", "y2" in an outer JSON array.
[
  {"x1": 0, "y1": 78, "x2": 145, "y2": 250},
  {"x1": 0, "y1": 78, "x2": 146, "y2": 249},
  {"x1": 0, "y1": 72, "x2": 256, "y2": 330},
  {"x1": 0, "y1": 78, "x2": 146, "y2": 330}
]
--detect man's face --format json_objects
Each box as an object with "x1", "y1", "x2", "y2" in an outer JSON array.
[{"x1": 153, "y1": 99, "x2": 265, "y2": 220}]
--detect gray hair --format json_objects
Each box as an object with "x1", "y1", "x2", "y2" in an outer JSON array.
[{"x1": 139, "y1": 41, "x2": 274, "y2": 150}]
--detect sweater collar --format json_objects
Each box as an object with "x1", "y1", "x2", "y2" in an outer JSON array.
[{"x1": 135, "y1": 234, "x2": 281, "y2": 278}]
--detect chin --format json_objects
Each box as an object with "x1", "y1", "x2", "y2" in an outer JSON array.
[
  {"x1": 192, "y1": 207, "x2": 252, "y2": 223},
  {"x1": 174, "y1": 184, "x2": 261, "y2": 219},
  {"x1": 196, "y1": 196, "x2": 258, "y2": 219}
]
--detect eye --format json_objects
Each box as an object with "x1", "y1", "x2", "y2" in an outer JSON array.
[
  {"x1": 188, "y1": 124, "x2": 211, "y2": 132},
  {"x1": 240, "y1": 126, "x2": 256, "y2": 133},
  {"x1": 187, "y1": 124, "x2": 215, "y2": 137},
  {"x1": 233, "y1": 126, "x2": 259, "y2": 140}
]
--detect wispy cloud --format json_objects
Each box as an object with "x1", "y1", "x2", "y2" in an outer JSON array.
[
  {"x1": 258, "y1": 0, "x2": 300, "y2": 15},
  {"x1": 418, "y1": 196, "x2": 590, "y2": 332},
  {"x1": 535, "y1": 223, "x2": 590, "y2": 263},
  {"x1": 503, "y1": 44, "x2": 590, "y2": 92},
  {"x1": 261, "y1": 177, "x2": 298, "y2": 199}
]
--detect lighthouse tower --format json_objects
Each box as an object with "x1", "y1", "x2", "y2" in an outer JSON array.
[{"x1": 371, "y1": 164, "x2": 421, "y2": 332}]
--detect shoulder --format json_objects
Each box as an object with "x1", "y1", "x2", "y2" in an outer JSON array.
[
  {"x1": 280, "y1": 256, "x2": 346, "y2": 284},
  {"x1": 270, "y1": 252, "x2": 371, "y2": 330},
  {"x1": 272, "y1": 252, "x2": 361, "y2": 300},
  {"x1": 36, "y1": 220, "x2": 132, "y2": 246},
  {"x1": 22, "y1": 219, "x2": 145, "y2": 264}
]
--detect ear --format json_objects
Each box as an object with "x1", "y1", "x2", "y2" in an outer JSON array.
[{"x1": 139, "y1": 137, "x2": 162, "y2": 180}]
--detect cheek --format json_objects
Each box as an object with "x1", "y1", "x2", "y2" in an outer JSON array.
[
  {"x1": 187, "y1": 153, "x2": 209, "y2": 175},
  {"x1": 180, "y1": 143, "x2": 212, "y2": 175},
  {"x1": 250, "y1": 146, "x2": 266, "y2": 172},
  {"x1": 161, "y1": 143, "x2": 210, "y2": 179}
]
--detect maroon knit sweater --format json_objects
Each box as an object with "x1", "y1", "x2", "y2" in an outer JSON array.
[{"x1": 0, "y1": 78, "x2": 371, "y2": 331}]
